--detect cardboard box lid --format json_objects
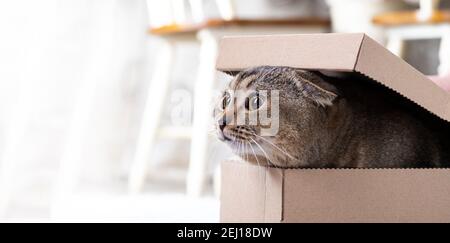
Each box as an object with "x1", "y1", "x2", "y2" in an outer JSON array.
[
  {"x1": 216, "y1": 33, "x2": 450, "y2": 123},
  {"x1": 221, "y1": 160, "x2": 450, "y2": 223}
]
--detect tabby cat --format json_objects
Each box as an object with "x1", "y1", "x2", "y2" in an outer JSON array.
[{"x1": 214, "y1": 66, "x2": 450, "y2": 168}]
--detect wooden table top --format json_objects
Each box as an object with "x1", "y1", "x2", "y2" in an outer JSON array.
[
  {"x1": 149, "y1": 18, "x2": 331, "y2": 36},
  {"x1": 373, "y1": 10, "x2": 450, "y2": 26}
]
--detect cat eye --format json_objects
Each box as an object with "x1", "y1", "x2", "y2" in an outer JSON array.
[
  {"x1": 245, "y1": 92, "x2": 265, "y2": 111},
  {"x1": 221, "y1": 91, "x2": 232, "y2": 110}
]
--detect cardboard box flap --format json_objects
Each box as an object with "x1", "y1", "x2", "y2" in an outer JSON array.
[
  {"x1": 355, "y1": 35, "x2": 450, "y2": 123},
  {"x1": 216, "y1": 33, "x2": 450, "y2": 122},
  {"x1": 220, "y1": 161, "x2": 283, "y2": 223},
  {"x1": 217, "y1": 33, "x2": 364, "y2": 72}
]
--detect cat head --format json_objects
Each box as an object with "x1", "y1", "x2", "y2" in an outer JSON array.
[{"x1": 214, "y1": 66, "x2": 340, "y2": 168}]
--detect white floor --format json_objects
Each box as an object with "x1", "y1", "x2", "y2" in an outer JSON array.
[
  {"x1": 0, "y1": 164, "x2": 221, "y2": 222},
  {"x1": 50, "y1": 193, "x2": 219, "y2": 223},
  {"x1": 3, "y1": 182, "x2": 220, "y2": 223}
]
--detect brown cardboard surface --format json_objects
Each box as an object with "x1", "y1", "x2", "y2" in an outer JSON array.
[
  {"x1": 216, "y1": 33, "x2": 450, "y2": 122},
  {"x1": 221, "y1": 161, "x2": 450, "y2": 223},
  {"x1": 216, "y1": 33, "x2": 364, "y2": 72},
  {"x1": 220, "y1": 161, "x2": 282, "y2": 223},
  {"x1": 283, "y1": 168, "x2": 450, "y2": 223},
  {"x1": 217, "y1": 33, "x2": 450, "y2": 223}
]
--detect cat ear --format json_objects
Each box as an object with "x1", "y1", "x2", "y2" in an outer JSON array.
[
  {"x1": 294, "y1": 70, "x2": 338, "y2": 107},
  {"x1": 223, "y1": 70, "x2": 240, "y2": 77}
]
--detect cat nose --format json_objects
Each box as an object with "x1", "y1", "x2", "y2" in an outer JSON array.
[
  {"x1": 218, "y1": 114, "x2": 232, "y2": 132},
  {"x1": 219, "y1": 114, "x2": 233, "y2": 127}
]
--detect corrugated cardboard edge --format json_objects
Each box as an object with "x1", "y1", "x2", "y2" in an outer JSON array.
[{"x1": 355, "y1": 34, "x2": 450, "y2": 122}]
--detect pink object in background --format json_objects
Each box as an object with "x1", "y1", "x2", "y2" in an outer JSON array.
[{"x1": 429, "y1": 74, "x2": 450, "y2": 92}]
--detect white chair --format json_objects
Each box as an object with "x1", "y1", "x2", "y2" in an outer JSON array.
[
  {"x1": 128, "y1": 0, "x2": 202, "y2": 195},
  {"x1": 374, "y1": 0, "x2": 450, "y2": 75},
  {"x1": 129, "y1": 0, "x2": 331, "y2": 196}
]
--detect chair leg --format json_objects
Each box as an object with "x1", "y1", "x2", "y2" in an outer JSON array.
[
  {"x1": 387, "y1": 35, "x2": 406, "y2": 58},
  {"x1": 128, "y1": 40, "x2": 175, "y2": 194},
  {"x1": 186, "y1": 31, "x2": 218, "y2": 197},
  {"x1": 438, "y1": 28, "x2": 450, "y2": 76},
  {"x1": 215, "y1": 0, "x2": 236, "y2": 20}
]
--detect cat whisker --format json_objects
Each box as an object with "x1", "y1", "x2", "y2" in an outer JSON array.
[
  {"x1": 238, "y1": 140, "x2": 244, "y2": 161},
  {"x1": 244, "y1": 142, "x2": 248, "y2": 163},
  {"x1": 250, "y1": 137, "x2": 276, "y2": 167},
  {"x1": 246, "y1": 141, "x2": 265, "y2": 181},
  {"x1": 252, "y1": 133, "x2": 296, "y2": 160},
  {"x1": 245, "y1": 142, "x2": 249, "y2": 163},
  {"x1": 251, "y1": 138, "x2": 284, "y2": 177},
  {"x1": 247, "y1": 141, "x2": 261, "y2": 167}
]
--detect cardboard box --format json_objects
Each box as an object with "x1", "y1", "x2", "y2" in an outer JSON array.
[{"x1": 216, "y1": 33, "x2": 450, "y2": 223}]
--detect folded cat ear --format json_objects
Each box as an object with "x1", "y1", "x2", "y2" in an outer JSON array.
[
  {"x1": 223, "y1": 70, "x2": 240, "y2": 77},
  {"x1": 294, "y1": 70, "x2": 339, "y2": 107}
]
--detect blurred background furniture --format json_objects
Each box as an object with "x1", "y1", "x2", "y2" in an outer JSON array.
[
  {"x1": 129, "y1": 0, "x2": 330, "y2": 196},
  {"x1": 128, "y1": 0, "x2": 201, "y2": 195},
  {"x1": 326, "y1": 0, "x2": 412, "y2": 43},
  {"x1": 373, "y1": 0, "x2": 450, "y2": 75}
]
